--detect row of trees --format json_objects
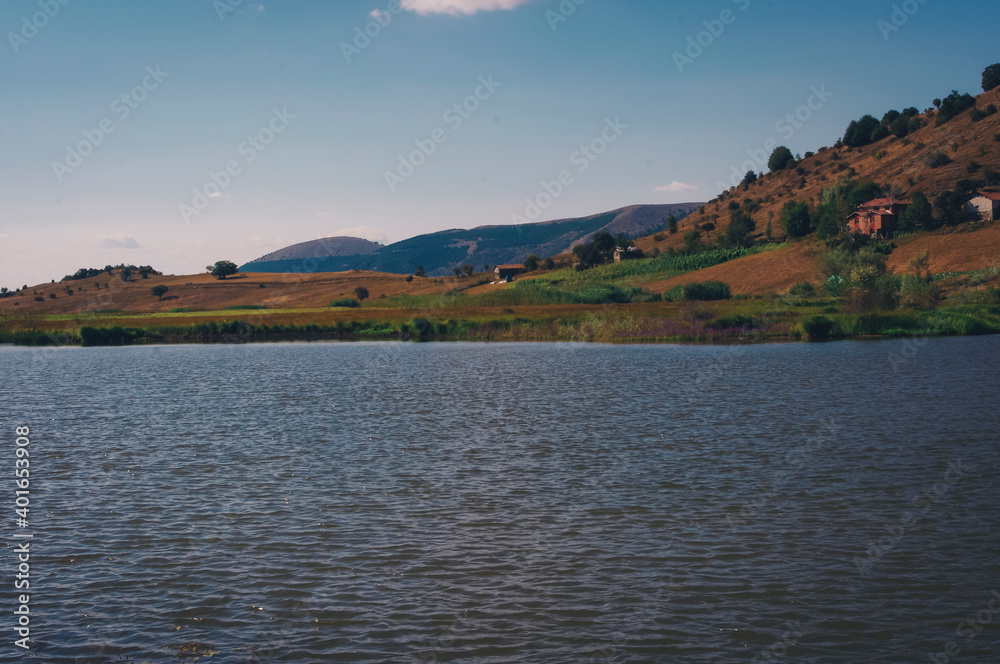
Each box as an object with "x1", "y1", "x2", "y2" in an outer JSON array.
[{"x1": 63, "y1": 264, "x2": 161, "y2": 282}]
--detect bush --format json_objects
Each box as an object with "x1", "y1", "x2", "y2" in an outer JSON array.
[
  {"x1": 682, "y1": 281, "x2": 731, "y2": 301},
  {"x1": 843, "y1": 115, "x2": 880, "y2": 148},
  {"x1": 768, "y1": 146, "x2": 794, "y2": 171},
  {"x1": 789, "y1": 282, "x2": 816, "y2": 297},
  {"x1": 781, "y1": 201, "x2": 812, "y2": 238},
  {"x1": 926, "y1": 152, "x2": 952, "y2": 169},
  {"x1": 802, "y1": 316, "x2": 834, "y2": 341},
  {"x1": 935, "y1": 90, "x2": 976, "y2": 125},
  {"x1": 983, "y1": 63, "x2": 1000, "y2": 92},
  {"x1": 329, "y1": 298, "x2": 361, "y2": 308}
]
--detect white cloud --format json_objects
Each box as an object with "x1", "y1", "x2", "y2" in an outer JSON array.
[
  {"x1": 325, "y1": 226, "x2": 390, "y2": 244},
  {"x1": 207, "y1": 191, "x2": 231, "y2": 200},
  {"x1": 400, "y1": 0, "x2": 540, "y2": 16},
  {"x1": 98, "y1": 235, "x2": 141, "y2": 249},
  {"x1": 654, "y1": 181, "x2": 699, "y2": 193},
  {"x1": 370, "y1": 8, "x2": 389, "y2": 20}
]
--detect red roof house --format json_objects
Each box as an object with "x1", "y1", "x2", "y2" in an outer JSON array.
[{"x1": 847, "y1": 198, "x2": 911, "y2": 237}]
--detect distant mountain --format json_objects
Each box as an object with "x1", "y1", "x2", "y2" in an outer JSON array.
[{"x1": 241, "y1": 203, "x2": 702, "y2": 276}]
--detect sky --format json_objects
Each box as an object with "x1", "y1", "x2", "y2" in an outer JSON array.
[{"x1": 1, "y1": 0, "x2": 998, "y2": 287}]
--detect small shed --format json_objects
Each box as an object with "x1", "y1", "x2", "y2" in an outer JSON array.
[
  {"x1": 494, "y1": 264, "x2": 525, "y2": 282},
  {"x1": 965, "y1": 192, "x2": 1000, "y2": 221}
]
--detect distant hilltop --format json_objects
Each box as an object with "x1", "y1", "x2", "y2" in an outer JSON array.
[{"x1": 240, "y1": 203, "x2": 703, "y2": 277}]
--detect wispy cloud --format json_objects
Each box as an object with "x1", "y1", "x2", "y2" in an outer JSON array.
[
  {"x1": 400, "y1": 0, "x2": 540, "y2": 16},
  {"x1": 654, "y1": 181, "x2": 699, "y2": 193},
  {"x1": 98, "y1": 235, "x2": 141, "y2": 249}
]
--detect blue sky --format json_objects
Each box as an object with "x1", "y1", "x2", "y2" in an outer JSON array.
[{"x1": 1, "y1": 0, "x2": 997, "y2": 287}]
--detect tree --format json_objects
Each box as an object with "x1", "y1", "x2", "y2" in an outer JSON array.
[
  {"x1": 897, "y1": 192, "x2": 933, "y2": 232},
  {"x1": 843, "y1": 115, "x2": 880, "y2": 148},
  {"x1": 983, "y1": 64, "x2": 1000, "y2": 92},
  {"x1": 740, "y1": 170, "x2": 757, "y2": 188},
  {"x1": 207, "y1": 260, "x2": 238, "y2": 280},
  {"x1": 781, "y1": 201, "x2": 812, "y2": 238},
  {"x1": 120, "y1": 266, "x2": 134, "y2": 282},
  {"x1": 152, "y1": 285, "x2": 169, "y2": 301},
  {"x1": 544, "y1": 257, "x2": 555, "y2": 270},
  {"x1": 683, "y1": 229, "x2": 703, "y2": 254},
  {"x1": 453, "y1": 267, "x2": 462, "y2": 278},
  {"x1": 354, "y1": 286, "x2": 369, "y2": 301},
  {"x1": 726, "y1": 210, "x2": 756, "y2": 248},
  {"x1": 936, "y1": 90, "x2": 976, "y2": 125},
  {"x1": 462, "y1": 264, "x2": 474, "y2": 277},
  {"x1": 414, "y1": 266, "x2": 426, "y2": 278},
  {"x1": 666, "y1": 216, "x2": 678, "y2": 234},
  {"x1": 523, "y1": 254, "x2": 539, "y2": 271},
  {"x1": 405, "y1": 275, "x2": 414, "y2": 283},
  {"x1": 768, "y1": 146, "x2": 794, "y2": 171}
]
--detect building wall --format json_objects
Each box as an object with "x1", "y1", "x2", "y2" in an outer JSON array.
[{"x1": 965, "y1": 197, "x2": 997, "y2": 221}]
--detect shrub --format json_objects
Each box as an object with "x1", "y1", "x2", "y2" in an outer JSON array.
[
  {"x1": 843, "y1": 115, "x2": 880, "y2": 148},
  {"x1": 802, "y1": 316, "x2": 834, "y2": 341},
  {"x1": 935, "y1": 90, "x2": 976, "y2": 125},
  {"x1": 926, "y1": 152, "x2": 952, "y2": 169},
  {"x1": 768, "y1": 146, "x2": 794, "y2": 171},
  {"x1": 781, "y1": 201, "x2": 812, "y2": 238},
  {"x1": 329, "y1": 298, "x2": 361, "y2": 308},
  {"x1": 983, "y1": 63, "x2": 1000, "y2": 92},
  {"x1": 789, "y1": 282, "x2": 816, "y2": 297},
  {"x1": 682, "y1": 281, "x2": 731, "y2": 301}
]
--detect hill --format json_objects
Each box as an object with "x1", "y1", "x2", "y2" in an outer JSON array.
[
  {"x1": 240, "y1": 203, "x2": 702, "y2": 276},
  {"x1": 637, "y1": 85, "x2": 1000, "y2": 257}
]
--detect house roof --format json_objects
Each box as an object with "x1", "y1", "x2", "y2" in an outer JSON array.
[
  {"x1": 858, "y1": 197, "x2": 911, "y2": 209},
  {"x1": 494, "y1": 264, "x2": 524, "y2": 270},
  {"x1": 975, "y1": 192, "x2": 1000, "y2": 201}
]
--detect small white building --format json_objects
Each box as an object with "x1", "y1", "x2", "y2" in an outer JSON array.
[{"x1": 965, "y1": 192, "x2": 1000, "y2": 221}]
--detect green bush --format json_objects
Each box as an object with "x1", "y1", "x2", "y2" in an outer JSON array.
[
  {"x1": 329, "y1": 298, "x2": 361, "y2": 308},
  {"x1": 682, "y1": 281, "x2": 731, "y2": 301},
  {"x1": 789, "y1": 282, "x2": 816, "y2": 297},
  {"x1": 802, "y1": 316, "x2": 834, "y2": 341}
]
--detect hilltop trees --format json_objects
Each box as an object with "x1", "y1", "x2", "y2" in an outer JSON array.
[
  {"x1": 207, "y1": 260, "x2": 238, "y2": 280},
  {"x1": 936, "y1": 90, "x2": 976, "y2": 125},
  {"x1": 984, "y1": 64, "x2": 1000, "y2": 92},
  {"x1": 768, "y1": 146, "x2": 794, "y2": 172},
  {"x1": 843, "y1": 115, "x2": 881, "y2": 148}
]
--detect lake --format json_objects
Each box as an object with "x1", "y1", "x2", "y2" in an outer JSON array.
[{"x1": 2, "y1": 336, "x2": 999, "y2": 662}]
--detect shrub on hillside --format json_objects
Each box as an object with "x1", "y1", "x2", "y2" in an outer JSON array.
[
  {"x1": 935, "y1": 90, "x2": 976, "y2": 125},
  {"x1": 768, "y1": 146, "x2": 794, "y2": 171},
  {"x1": 329, "y1": 298, "x2": 361, "y2": 308},
  {"x1": 983, "y1": 63, "x2": 1000, "y2": 92},
  {"x1": 682, "y1": 281, "x2": 731, "y2": 301}
]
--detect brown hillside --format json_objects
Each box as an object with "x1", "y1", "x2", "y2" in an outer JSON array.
[
  {"x1": 0, "y1": 270, "x2": 479, "y2": 316},
  {"x1": 638, "y1": 86, "x2": 1000, "y2": 255}
]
